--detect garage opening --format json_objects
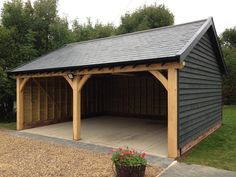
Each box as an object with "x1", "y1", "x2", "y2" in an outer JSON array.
[
  {"x1": 82, "y1": 72, "x2": 167, "y2": 122},
  {"x1": 21, "y1": 72, "x2": 168, "y2": 156}
]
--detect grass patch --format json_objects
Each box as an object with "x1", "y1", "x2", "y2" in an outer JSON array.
[
  {"x1": 0, "y1": 122, "x2": 16, "y2": 130},
  {"x1": 181, "y1": 105, "x2": 236, "y2": 171}
]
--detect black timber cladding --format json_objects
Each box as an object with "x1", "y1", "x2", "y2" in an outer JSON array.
[{"x1": 178, "y1": 30, "x2": 223, "y2": 148}]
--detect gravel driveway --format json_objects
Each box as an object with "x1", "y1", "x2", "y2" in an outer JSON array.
[{"x1": 0, "y1": 130, "x2": 162, "y2": 177}]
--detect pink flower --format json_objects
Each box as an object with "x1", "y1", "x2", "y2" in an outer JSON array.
[
  {"x1": 140, "y1": 152, "x2": 146, "y2": 158},
  {"x1": 108, "y1": 149, "x2": 117, "y2": 155}
]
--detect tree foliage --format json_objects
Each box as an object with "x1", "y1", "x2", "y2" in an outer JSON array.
[
  {"x1": 0, "y1": 0, "x2": 71, "y2": 121},
  {"x1": 221, "y1": 27, "x2": 236, "y2": 48},
  {"x1": 118, "y1": 4, "x2": 174, "y2": 34},
  {"x1": 0, "y1": 26, "x2": 17, "y2": 121},
  {"x1": 71, "y1": 18, "x2": 116, "y2": 42},
  {"x1": 0, "y1": 1, "x2": 175, "y2": 121},
  {"x1": 220, "y1": 28, "x2": 236, "y2": 104}
]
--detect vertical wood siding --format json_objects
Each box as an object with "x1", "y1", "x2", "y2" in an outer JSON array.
[
  {"x1": 23, "y1": 73, "x2": 168, "y2": 127},
  {"x1": 23, "y1": 77, "x2": 72, "y2": 127},
  {"x1": 178, "y1": 31, "x2": 223, "y2": 148},
  {"x1": 81, "y1": 73, "x2": 167, "y2": 121}
]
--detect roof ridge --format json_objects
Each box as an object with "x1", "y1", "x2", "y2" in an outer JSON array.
[
  {"x1": 67, "y1": 18, "x2": 208, "y2": 46},
  {"x1": 177, "y1": 17, "x2": 213, "y2": 59}
]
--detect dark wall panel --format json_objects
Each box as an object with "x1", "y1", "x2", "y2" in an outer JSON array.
[
  {"x1": 81, "y1": 73, "x2": 167, "y2": 122},
  {"x1": 23, "y1": 77, "x2": 72, "y2": 127},
  {"x1": 23, "y1": 73, "x2": 168, "y2": 127},
  {"x1": 178, "y1": 31, "x2": 223, "y2": 148}
]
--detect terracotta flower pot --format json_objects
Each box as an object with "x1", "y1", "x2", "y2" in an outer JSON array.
[{"x1": 115, "y1": 164, "x2": 146, "y2": 177}]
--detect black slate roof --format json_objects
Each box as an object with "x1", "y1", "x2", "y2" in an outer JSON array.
[{"x1": 10, "y1": 17, "x2": 226, "y2": 74}]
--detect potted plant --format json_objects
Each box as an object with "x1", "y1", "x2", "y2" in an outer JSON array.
[{"x1": 110, "y1": 147, "x2": 147, "y2": 177}]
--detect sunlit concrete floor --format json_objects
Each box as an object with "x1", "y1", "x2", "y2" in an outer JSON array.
[{"x1": 22, "y1": 116, "x2": 167, "y2": 156}]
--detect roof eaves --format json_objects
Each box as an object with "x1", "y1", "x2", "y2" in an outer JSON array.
[
  {"x1": 177, "y1": 17, "x2": 212, "y2": 62},
  {"x1": 8, "y1": 56, "x2": 179, "y2": 75},
  {"x1": 7, "y1": 44, "x2": 68, "y2": 74}
]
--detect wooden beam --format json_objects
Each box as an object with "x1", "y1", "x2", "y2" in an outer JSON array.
[
  {"x1": 149, "y1": 70, "x2": 168, "y2": 90},
  {"x1": 52, "y1": 78, "x2": 55, "y2": 120},
  {"x1": 77, "y1": 62, "x2": 184, "y2": 75},
  {"x1": 29, "y1": 79, "x2": 33, "y2": 123},
  {"x1": 20, "y1": 78, "x2": 30, "y2": 92},
  {"x1": 167, "y1": 68, "x2": 178, "y2": 158},
  {"x1": 78, "y1": 74, "x2": 91, "y2": 92},
  {"x1": 72, "y1": 76, "x2": 81, "y2": 140},
  {"x1": 37, "y1": 80, "x2": 40, "y2": 121},
  {"x1": 59, "y1": 80, "x2": 62, "y2": 119},
  {"x1": 63, "y1": 74, "x2": 91, "y2": 140},
  {"x1": 63, "y1": 75, "x2": 73, "y2": 89},
  {"x1": 19, "y1": 72, "x2": 66, "y2": 78},
  {"x1": 17, "y1": 62, "x2": 185, "y2": 78},
  {"x1": 16, "y1": 77, "x2": 24, "y2": 130},
  {"x1": 45, "y1": 79, "x2": 48, "y2": 120},
  {"x1": 65, "y1": 82, "x2": 68, "y2": 117}
]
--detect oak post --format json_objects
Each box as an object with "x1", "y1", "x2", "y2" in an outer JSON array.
[
  {"x1": 72, "y1": 75, "x2": 81, "y2": 140},
  {"x1": 64, "y1": 74, "x2": 91, "y2": 140},
  {"x1": 167, "y1": 68, "x2": 178, "y2": 158},
  {"x1": 16, "y1": 77, "x2": 24, "y2": 130}
]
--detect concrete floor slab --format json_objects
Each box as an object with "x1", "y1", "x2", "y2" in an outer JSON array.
[{"x1": 22, "y1": 116, "x2": 167, "y2": 156}]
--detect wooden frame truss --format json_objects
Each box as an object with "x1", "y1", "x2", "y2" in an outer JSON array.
[{"x1": 16, "y1": 61, "x2": 183, "y2": 158}]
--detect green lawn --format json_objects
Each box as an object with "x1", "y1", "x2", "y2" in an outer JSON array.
[
  {"x1": 0, "y1": 122, "x2": 16, "y2": 130},
  {"x1": 181, "y1": 105, "x2": 236, "y2": 171}
]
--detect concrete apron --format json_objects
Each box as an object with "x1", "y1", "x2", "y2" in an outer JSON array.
[{"x1": 21, "y1": 116, "x2": 167, "y2": 157}]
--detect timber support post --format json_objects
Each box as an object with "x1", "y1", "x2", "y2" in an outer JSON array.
[
  {"x1": 150, "y1": 68, "x2": 178, "y2": 158},
  {"x1": 64, "y1": 74, "x2": 91, "y2": 140},
  {"x1": 72, "y1": 75, "x2": 81, "y2": 140},
  {"x1": 167, "y1": 68, "x2": 178, "y2": 158},
  {"x1": 16, "y1": 77, "x2": 29, "y2": 130}
]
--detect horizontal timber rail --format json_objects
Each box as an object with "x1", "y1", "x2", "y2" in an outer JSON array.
[{"x1": 16, "y1": 62, "x2": 185, "y2": 78}]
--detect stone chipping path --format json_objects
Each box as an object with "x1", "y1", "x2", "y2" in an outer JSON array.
[
  {"x1": 0, "y1": 130, "x2": 163, "y2": 177},
  {"x1": 3, "y1": 129, "x2": 236, "y2": 177},
  {"x1": 158, "y1": 162, "x2": 236, "y2": 177}
]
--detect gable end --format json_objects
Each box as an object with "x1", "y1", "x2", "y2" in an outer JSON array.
[{"x1": 178, "y1": 30, "x2": 223, "y2": 149}]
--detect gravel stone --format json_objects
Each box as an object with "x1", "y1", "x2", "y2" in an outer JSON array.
[{"x1": 0, "y1": 130, "x2": 162, "y2": 177}]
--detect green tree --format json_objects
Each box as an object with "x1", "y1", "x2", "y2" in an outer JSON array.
[
  {"x1": 0, "y1": 27, "x2": 17, "y2": 70},
  {"x1": 33, "y1": 0, "x2": 57, "y2": 53},
  {"x1": 93, "y1": 21, "x2": 115, "y2": 38},
  {"x1": 1, "y1": 0, "x2": 25, "y2": 34},
  {"x1": 49, "y1": 17, "x2": 72, "y2": 49},
  {"x1": 221, "y1": 27, "x2": 236, "y2": 48},
  {"x1": 1, "y1": 0, "x2": 37, "y2": 65},
  {"x1": 220, "y1": 27, "x2": 236, "y2": 104},
  {"x1": 71, "y1": 18, "x2": 115, "y2": 42},
  {"x1": 222, "y1": 47, "x2": 236, "y2": 104},
  {"x1": 0, "y1": 26, "x2": 16, "y2": 121},
  {"x1": 118, "y1": 4, "x2": 174, "y2": 34},
  {"x1": 0, "y1": 0, "x2": 71, "y2": 121}
]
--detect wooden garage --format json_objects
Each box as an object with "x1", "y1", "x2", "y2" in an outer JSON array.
[{"x1": 10, "y1": 17, "x2": 226, "y2": 158}]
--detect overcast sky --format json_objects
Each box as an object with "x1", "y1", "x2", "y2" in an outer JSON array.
[{"x1": 1, "y1": 0, "x2": 236, "y2": 34}]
